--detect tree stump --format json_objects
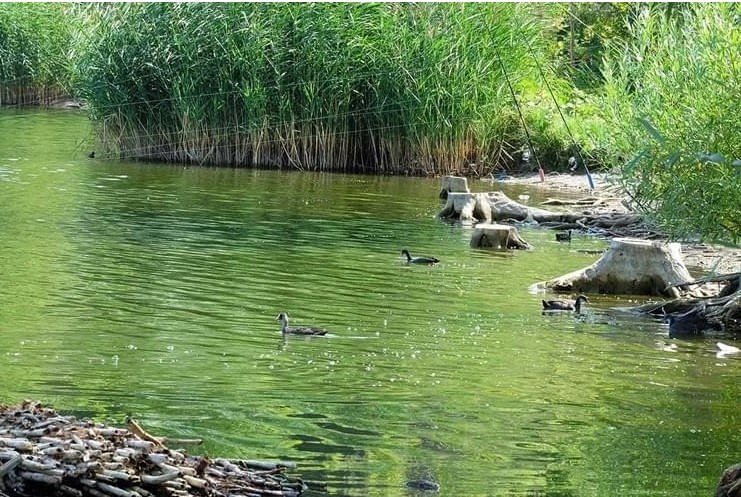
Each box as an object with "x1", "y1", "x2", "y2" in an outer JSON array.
[
  {"x1": 437, "y1": 192, "x2": 494, "y2": 223},
  {"x1": 439, "y1": 176, "x2": 470, "y2": 200},
  {"x1": 470, "y1": 223, "x2": 531, "y2": 250},
  {"x1": 532, "y1": 237, "x2": 695, "y2": 297}
]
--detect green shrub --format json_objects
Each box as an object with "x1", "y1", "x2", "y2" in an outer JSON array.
[{"x1": 598, "y1": 3, "x2": 741, "y2": 242}]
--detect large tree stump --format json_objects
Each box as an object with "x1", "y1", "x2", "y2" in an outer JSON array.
[
  {"x1": 437, "y1": 192, "x2": 494, "y2": 223},
  {"x1": 532, "y1": 238, "x2": 695, "y2": 297},
  {"x1": 470, "y1": 223, "x2": 531, "y2": 250},
  {"x1": 439, "y1": 176, "x2": 470, "y2": 200}
]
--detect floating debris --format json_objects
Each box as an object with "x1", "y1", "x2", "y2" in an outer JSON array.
[{"x1": 0, "y1": 401, "x2": 306, "y2": 496}]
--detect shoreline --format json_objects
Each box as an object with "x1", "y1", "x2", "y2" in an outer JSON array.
[{"x1": 495, "y1": 171, "x2": 741, "y2": 277}]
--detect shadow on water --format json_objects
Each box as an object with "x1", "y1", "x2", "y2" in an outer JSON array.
[{"x1": 0, "y1": 109, "x2": 739, "y2": 496}]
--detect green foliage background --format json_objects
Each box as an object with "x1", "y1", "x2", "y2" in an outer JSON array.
[
  {"x1": 597, "y1": 3, "x2": 741, "y2": 242},
  {"x1": 71, "y1": 3, "x2": 563, "y2": 176}
]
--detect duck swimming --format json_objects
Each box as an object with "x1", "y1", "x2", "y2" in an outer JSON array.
[
  {"x1": 401, "y1": 249, "x2": 439, "y2": 265},
  {"x1": 542, "y1": 294, "x2": 590, "y2": 313},
  {"x1": 276, "y1": 312, "x2": 328, "y2": 336},
  {"x1": 555, "y1": 230, "x2": 572, "y2": 243}
]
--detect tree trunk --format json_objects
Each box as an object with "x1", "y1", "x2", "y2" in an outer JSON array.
[
  {"x1": 531, "y1": 237, "x2": 695, "y2": 297},
  {"x1": 437, "y1": 192, "x2": 494, "y2": 223}
]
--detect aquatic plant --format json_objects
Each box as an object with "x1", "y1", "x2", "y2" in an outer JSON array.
[
  {"x1": 0, "y1": 3, "x2": 75, "y2": 105},
  {"x1": 74, "y1": 3, "x2": 565, "y2": 174}
]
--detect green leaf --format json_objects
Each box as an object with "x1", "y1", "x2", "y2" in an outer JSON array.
[{"x1": 637, "y1": 117, "x2": 665, "y2": 144}]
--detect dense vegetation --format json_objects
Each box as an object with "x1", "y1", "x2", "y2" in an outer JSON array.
[
  {"x1": 596, "y1": 3, "x2": 741, "y2": 243},
  {"x1": 1, "y1": 2, "x2": 740, "y2": 243},
  {"x1": 73, "y1": 3, "x2": 558, "y2": 175},
  {"x1": 0, "y1": 3, "x2": 74, "y2": 104}
]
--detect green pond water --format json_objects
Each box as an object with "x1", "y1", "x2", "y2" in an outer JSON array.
[{"x1": 1, "y1": 108, "x2": 740, "y2": 496}]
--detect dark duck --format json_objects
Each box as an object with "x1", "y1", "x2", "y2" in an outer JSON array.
[
  {"x1": 401, "y1": 249, "x2": 439, "y2": 265},
  {"x1": 542, "y1": 294, "x2": 590, "y2": 313},
  {"x1": 276, "y1": 312, "x2": 328, "y2": 336},
  {"x1": 664, "y1": 302, "x2": 721, "y2": 338},
  {"x1": 555, "y1": 230, "x2": 572, "y2": 243}
]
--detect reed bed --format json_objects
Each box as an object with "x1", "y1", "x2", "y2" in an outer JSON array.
[
  {"x1": 75, "y1": 3, "x2": 556, "y2": 174},
  {"x1": 0, "y1": 3, "x2": 75, "y2": 106}
]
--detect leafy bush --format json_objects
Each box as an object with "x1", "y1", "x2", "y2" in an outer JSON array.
[{"x1": 598, "y1": 3, "x2": 741, "y2": 243}]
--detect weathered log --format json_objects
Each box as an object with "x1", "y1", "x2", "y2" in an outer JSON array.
[
  {"x1": 438, "y1": 191, "x2": 560, "y2": 223},
  {"x1": 470, "y1": 223, "x2": 531, "y2": 250},
  {"x1": 531, "y1": 238, "x2": 695, "y2": 297},
  {"x1": 541, "y1": 196, "x2": 611, "y2": 207}
]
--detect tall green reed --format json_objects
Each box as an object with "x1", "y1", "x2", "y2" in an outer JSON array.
[
  {"x1": 0, "y1": 3, "x2": 75, "y2": 105},
  {"x1": 74, "y1": 3, "x2": 564, "y2": 175}
]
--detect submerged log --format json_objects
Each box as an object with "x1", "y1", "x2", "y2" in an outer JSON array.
[
  {"x1": 531, "y1": 238, "x2": 695, "y2": 297},
  {"x1": 470, "y1": 223, "x2": 531, "y2": 250},
  {"x1": 0, "y1": 401, "x2": 306, "y2": 497}
]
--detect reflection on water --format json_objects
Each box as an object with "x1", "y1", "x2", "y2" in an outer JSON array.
[{"x1": 1, "y1": 109, "x2": 740, "y2": 496}]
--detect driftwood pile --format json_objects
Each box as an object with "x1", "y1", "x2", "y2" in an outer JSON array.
[{"x1": 0, "y1": 401, "x2": 305, "y2": 497}]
